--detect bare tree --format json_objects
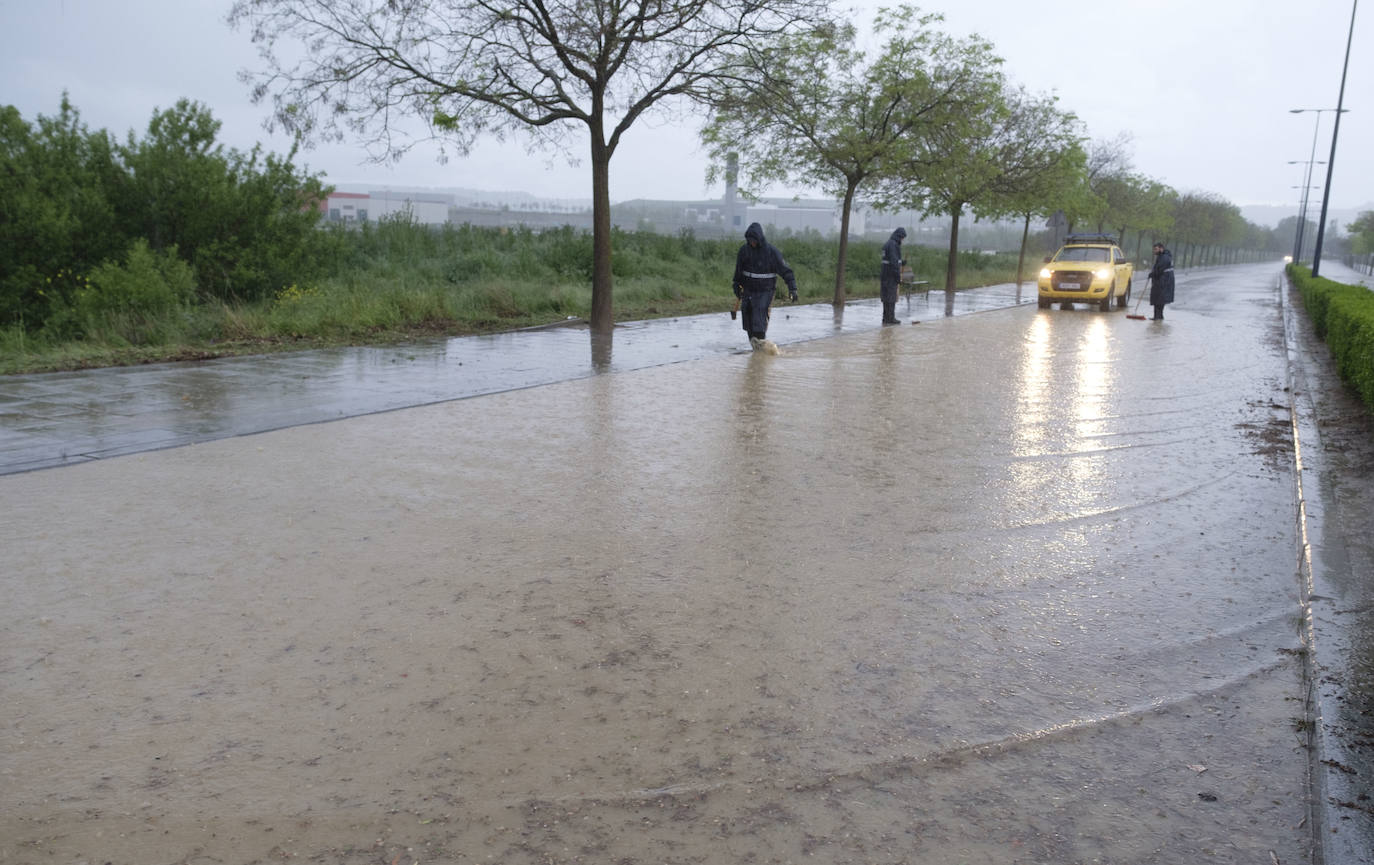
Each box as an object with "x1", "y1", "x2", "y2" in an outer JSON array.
[
  {"x1": 228, "y1": 0, "x2": 828, "y2": 332},
  {"x1": 1070, "y1": 133, "x2": 1134, "y2": 233}
]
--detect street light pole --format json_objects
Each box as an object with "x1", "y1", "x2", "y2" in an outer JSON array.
[
  {"x1": 1288, "y1": 163, "x2": 1324, "y2": 261},
  {"x1": 1287, "y1": 112, "x2": 1327, "y2": 262},
  {"x1": 1312, "y1": 0, "x2": 1359, "y2": 278}
]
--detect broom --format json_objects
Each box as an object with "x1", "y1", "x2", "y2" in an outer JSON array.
[{"x1": 1126, "y1": 275, "x2": 1150, "y2": 320}]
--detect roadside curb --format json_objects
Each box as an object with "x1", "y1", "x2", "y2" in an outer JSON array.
[{"x1": 1280, "y1": 269, "x2": 1371, "y2": 865}]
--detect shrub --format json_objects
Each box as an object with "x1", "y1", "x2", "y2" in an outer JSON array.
[
  {"x1": 1291, "y1": 263, "x2": 1374, "y2": 412},
  {"x1": 41, "y1": 240, "x2": 195, "y2": 343},
  {"x1": 77, "y1": 240, "x2": 195, "y2": 318}
]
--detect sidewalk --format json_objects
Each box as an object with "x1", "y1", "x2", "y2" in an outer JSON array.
[{"x1": 0, "y1": 283, "x2": 1034, "y2": 475}]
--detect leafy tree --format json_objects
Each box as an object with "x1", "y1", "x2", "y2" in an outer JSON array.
[
  {"x1": 1, "y1": 96, "x2": 329, "y2": 330},
  {"x1": 1170, "y1": 191, "x2": 1249, "y2": 266},
  {"x1": 117, "y1": 99, "x2": 330, "y2": 302},
  {"x1": 883, "y1": 82, "x2": 1094, "y2": 292},
  {"x1": 0, "y1": 97, "x2": 126, "y2": 327},
  {"x1": 700, "y1": 6, "x2": 997, "y2": 303},
  {"x1": 1348, "y1": 211, "x2": 1374, "y2": 255},
  {"x1": 955, "y1": 89, "x2": 1085, "y2": 287},
  {"x1": 228, "y1": 0, "x2": 828, "y2": 332},
  {"x1": 1122, "y1": 179, "x2": 1175, "y2": 262},
  {"x1": 1003, "y1": 140, "x2": 1086, "y2": 285}
]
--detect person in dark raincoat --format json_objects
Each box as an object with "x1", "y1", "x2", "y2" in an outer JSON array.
[
  {"x1": 1149, "y1": 242, "x2": 1175, "y2": 320},
  {"x1": 880, "y1": 227, "x2": 907, "y2": 325},
  {"x1": 732, "y1": 222, "x2": 798, "y2": 350}
]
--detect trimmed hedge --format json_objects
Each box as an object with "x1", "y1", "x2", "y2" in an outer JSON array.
[{"x1": 1290, "y1": 264, "x2": 1374, "y2": 410}]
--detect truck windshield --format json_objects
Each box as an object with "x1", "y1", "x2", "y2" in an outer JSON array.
[{"x1": 1055, "y1": 247, "x2": 1110, "y2": 263}]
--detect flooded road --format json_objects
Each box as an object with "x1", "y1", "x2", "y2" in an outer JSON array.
[{"x1": 2, "y1": 267, "x2": 1316, "y2": 863}]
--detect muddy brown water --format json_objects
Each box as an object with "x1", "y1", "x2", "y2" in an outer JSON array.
[{"x1": 3, "y1": 274, "x2": 1313, "y2": 863}]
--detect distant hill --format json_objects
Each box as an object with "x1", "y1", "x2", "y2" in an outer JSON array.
[{"x1": 1241, "y1": 202, "x2": 1373, "y2": 230}]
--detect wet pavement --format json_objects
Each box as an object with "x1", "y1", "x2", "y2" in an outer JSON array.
[
  {"x1": 0, "y1": 284, "x2": 1033, "y2": 477},
  {"x1": 1282, "y1": 260, "x2": 1374, "y2": 865},
  {"x1": 3, "y1": 262, "x2": 1373, "y2": 865}
]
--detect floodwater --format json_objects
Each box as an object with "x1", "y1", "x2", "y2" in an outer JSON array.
[
  {"x1": 2, "y1": 268, "x2": 1315, "y2": 863},
  {"x1": 0, "y1": 285, "x2": 1029, "y2": 475}
]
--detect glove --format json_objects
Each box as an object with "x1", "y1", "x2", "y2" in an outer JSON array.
[{"x1": 789, "y1": 289, "x2": 798, "y2": 303}]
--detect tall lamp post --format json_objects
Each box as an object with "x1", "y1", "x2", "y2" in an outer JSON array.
[
  {"x1": 1288, "y1": 109, "x2": 1343, "y2": 263},
  {"x1": 1288, "y1": 161, "x2": 1325, "y2": 262},
  {"x1": 1311, "y1": 0, "x2": 1359, "y2": 278}
]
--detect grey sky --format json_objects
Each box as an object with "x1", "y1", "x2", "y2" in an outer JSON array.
[{"x1": 2, "y1": 0, "x2": 1370, "y2": 217}]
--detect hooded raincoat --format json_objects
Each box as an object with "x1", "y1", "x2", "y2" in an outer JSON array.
[
  {"x1": 880, "y1": 227, "x2": 907, "y2": 306},
  {"x1": 732, "y1": 222, "x2": 798, "y2": 338},
  {"x1": 1149, "y1": 246, "x2": 1175, "y2": 306}
]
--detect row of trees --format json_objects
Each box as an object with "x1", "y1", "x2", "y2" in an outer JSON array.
[
  {"x1": 702, "y1": 12, "x2": 1302, "y2": 296},
  {"x1": 0, "y1": 97, "x2": 327, "y2": 332},
  {"x1": 229, "y1": 0, "x2": 1292, "y2": 329},
  {"x1": 8, "y1": 0, "x2": 1335, "y2": 340}
]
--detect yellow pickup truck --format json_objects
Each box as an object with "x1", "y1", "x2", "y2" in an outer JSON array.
[{"x1": 1037, "y1": 234, "x2": 1134, "y2": 312}]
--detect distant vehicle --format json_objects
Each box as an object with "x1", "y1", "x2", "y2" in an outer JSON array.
[
  {"x1": 1284, "y1": 254, "x2": 1294, "y2": 263},
  {"x1": 1037, "y1": 234, "x2": 1134, "y2": 311}
]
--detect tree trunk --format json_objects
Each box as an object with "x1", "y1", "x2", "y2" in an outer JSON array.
[
  {"x1": 1016, "y1": 212, "x2": 1031, "y2": 286},
  {"x1": 945, "y1": 205, "x2": 963, "y2": 292},
  {"x1": 589, "y1": 126, "x2": 614, "y2": 333},
  {"x1": 833, "y1": 180, "x2": 858, "y2": 305}
]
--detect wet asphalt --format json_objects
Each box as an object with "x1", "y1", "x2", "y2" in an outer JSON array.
[{"x1": 3, "y1": 262, "x2": 1373, "y2": 862}]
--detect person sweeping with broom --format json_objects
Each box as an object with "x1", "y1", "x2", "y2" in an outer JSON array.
[{"x1": 1148, "y1": 242, "x2": 1175, "y2": 321}]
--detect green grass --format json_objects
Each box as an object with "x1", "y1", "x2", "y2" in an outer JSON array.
[{"x1": 0, "y1": 224, "x2": 1022, "y2": 374}]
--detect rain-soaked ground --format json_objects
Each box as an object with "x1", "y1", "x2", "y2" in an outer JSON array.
[
  {"x1": 0, "y1": 286, "x2": 1031, "y2": 476},
  {"x1": 2, "y1": 265, "x2": 1371, "y2": 864},
  {"x1": 1283, "y1": 264, "x2": 1374, "y2": 865}
]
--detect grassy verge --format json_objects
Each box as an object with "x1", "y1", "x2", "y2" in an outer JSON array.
[{"x1": 1, "y1": 224, "x2": 1021, "y2": 375}]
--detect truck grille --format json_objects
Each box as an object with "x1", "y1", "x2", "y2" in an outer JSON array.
[{"x1": 1051, "y1": 270, "x2": 1093, "y2": 291}]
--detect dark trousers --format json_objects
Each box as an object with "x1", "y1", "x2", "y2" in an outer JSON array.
[
  {"x1": 881, "y1": 275, "x2": 899, "y2": 323},
  {"x1": 1153, "y1": 304, "x2": 1165, "y2": 320}
]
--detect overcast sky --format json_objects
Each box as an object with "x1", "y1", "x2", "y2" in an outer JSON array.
[{"x1": 3, "y1": 0, "x2": 1371, "y2": 218}]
